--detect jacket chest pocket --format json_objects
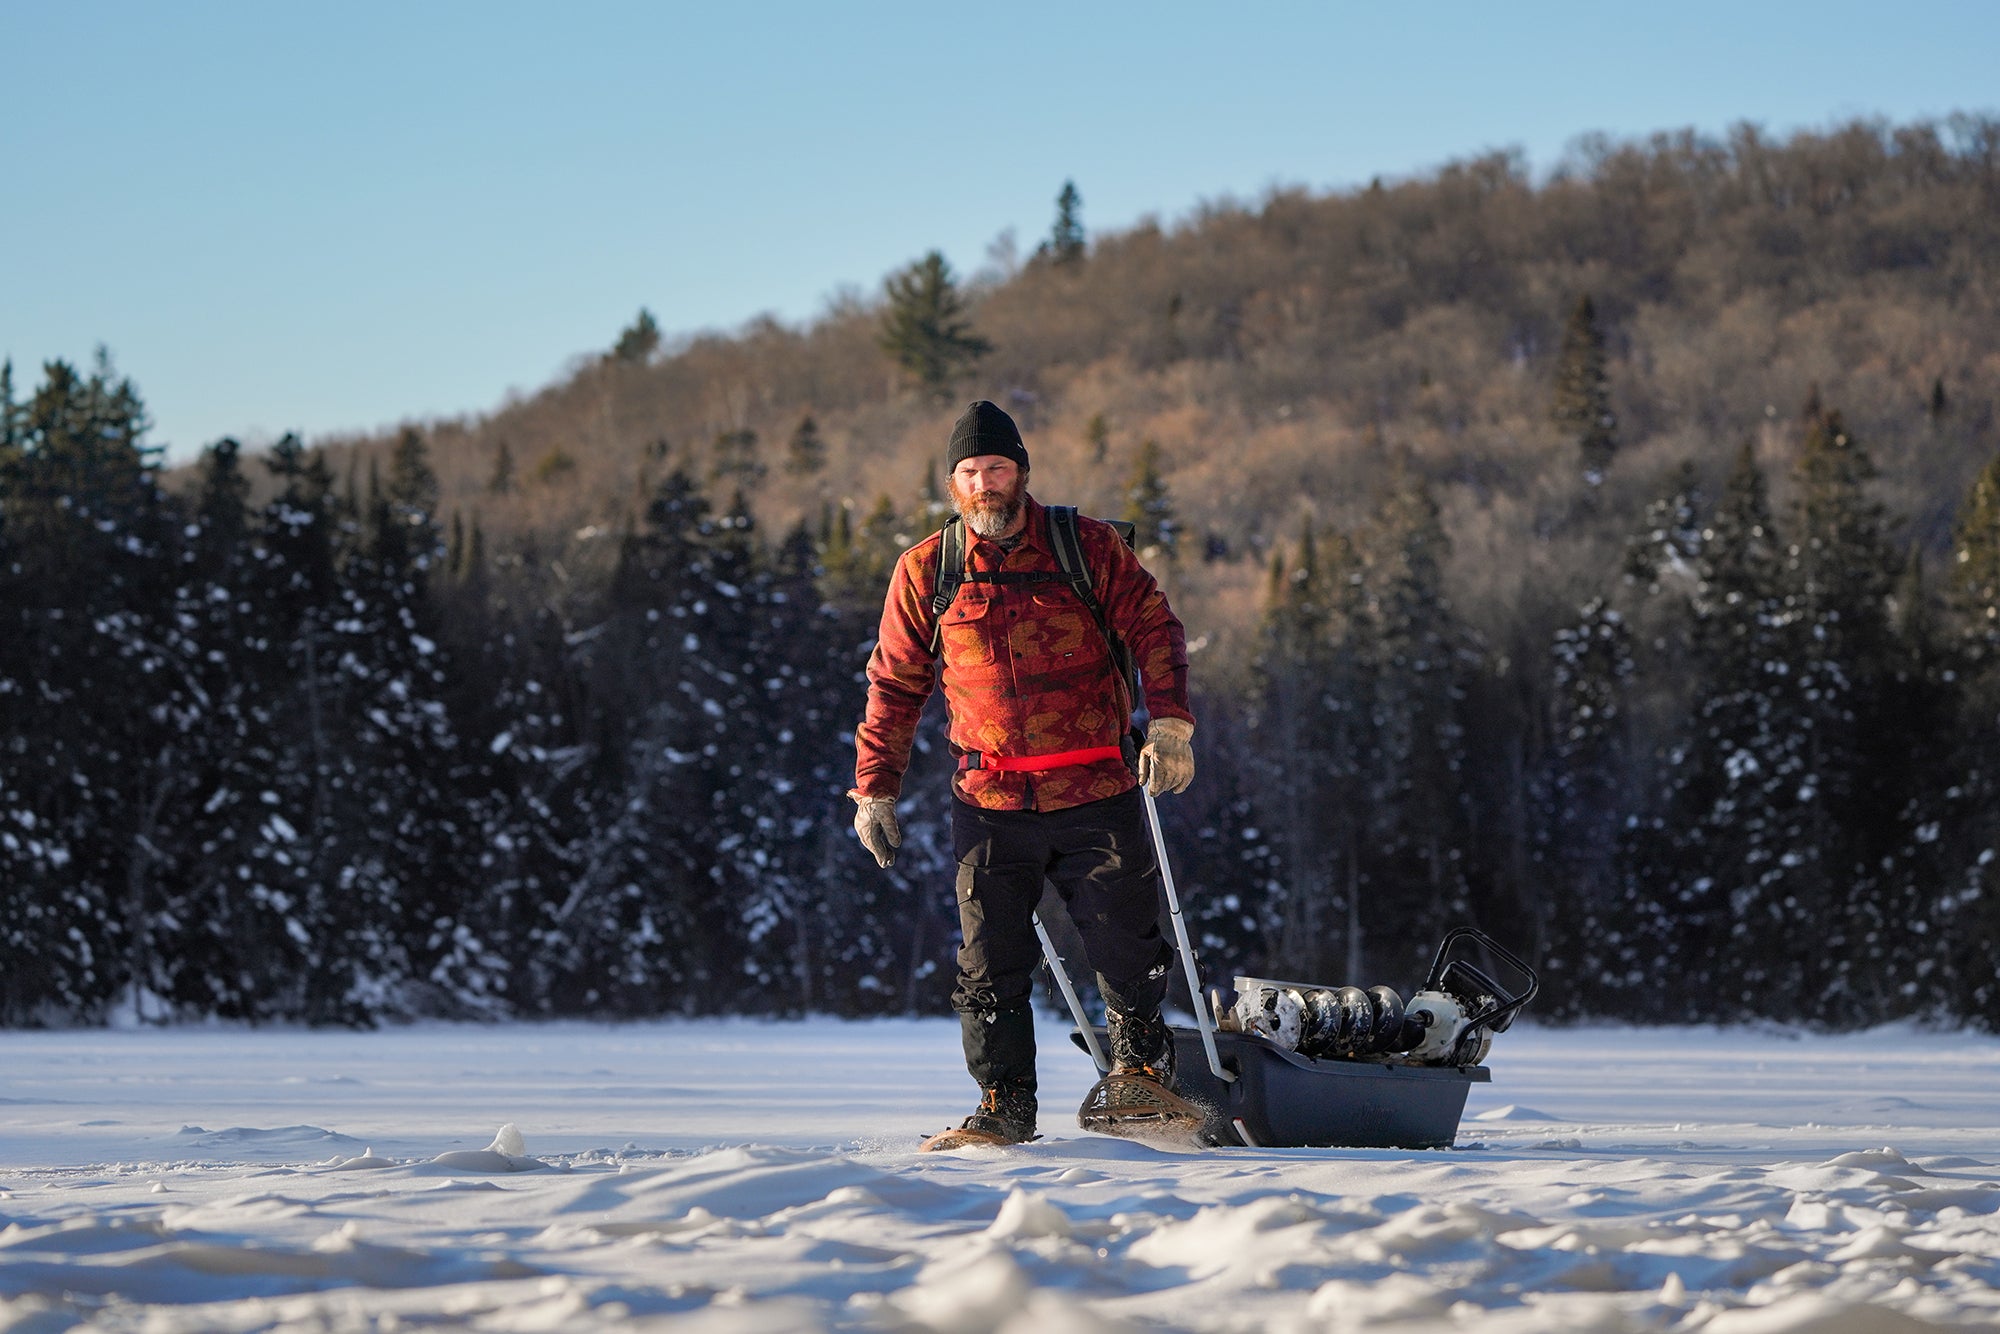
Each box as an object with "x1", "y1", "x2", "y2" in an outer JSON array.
[
  {"x1": 939, "y1": 596, "x2": 997, "y2": 667},
  {"x1": 1026, "y1": 592, "x2": 1103, "y2": 661}
]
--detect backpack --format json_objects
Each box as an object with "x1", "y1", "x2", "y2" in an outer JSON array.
[{"x1": 928, "y1": 505, "x2": 1147, "y2": 752}]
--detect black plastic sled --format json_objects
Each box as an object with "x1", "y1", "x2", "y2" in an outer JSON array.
[
  {"x1": 1209, "y1": 1025, "x2": 1483, "y2": 1151},
  {"x1": 1073, "y1": 1025, "x2": 1488, "y2": 1149},
  {"x1": 1062, "y1": 923, "x2": 1538, "y2": 1151}
]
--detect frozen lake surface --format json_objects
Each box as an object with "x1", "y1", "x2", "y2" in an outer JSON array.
[{"x1": 3, "y1": 1017, "x2": 1999, "y2": 1331}]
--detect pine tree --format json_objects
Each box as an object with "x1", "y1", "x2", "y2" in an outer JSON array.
[
  {"x1": 714, "y1": 514, "x2": 868, "y2": 1012},
  {"x1": 489, "y1": 441, "x2": 515, "y2": 495},
  {"x1": 1622, "y1": 461, "x2": 1704, "y2": 593},
  {"x1": 1657, "y1": 442, "x2": 1807, "y2": 1017},
  {"x1": 249, "y1": 435, "x2": 353, "y2": 1020},
  {"x1": 191, "y1": 437, "x2": 252, "y2": 576},
  {"x1": 331, "y1": 427, "x2": 497, "y2": 1016},
  {"x1": 1364, "y1": 463, "x2": 1476, "y2": 974},
  {"x1": 1597, "y1": 460, "x2": 1707, "y2": 1016},
  {"x1": 1538, "y1": 598, "x2": 1635, "y2": 1015},
  {"x1": 1249, "y1": 519, "x2": 1376, "y2": 981},
  {"x1": 1788, "y1": 408, "x2": 1900, "y2": 1020},
  {"x1": 1552, "y1": 295, "x2": 1618, "y2": 484},
  {"x1": 1950, "y1": 452, "x2": 2000, "y2": 672},
  {"x1": 1047, "y1": 180, "x2": 1086, "y2": 266},
  {"x1": 784, "y1": 415, "x2": 827, "y2": 476},
  {"x1": 613, "y1": 308, "x2": 662, "y2": 364},
  {"x1": 878, "y1": 252, "x2": 991, "y2": 401},
  {"x1": 560, "y1": 467, "x2": 744, "y2": 1012},
  {"x1": 384, "y1": 426, "x2": 443, "y2": 570},
  {"x1": 1941, "y1": 452, "x2": 2000, "y2": 1023},
  {"x1": 151, "y1": 436, "x2": 328, "y2": 1019},
  {"x1": 0, "y1": 360, "x2": 67, "y2": 1019},
  {"x1": 0, "y1": 360, "x2": 22, "y2": 458},
  {"x1": 1121, "y1": 439, "x2": 1178, "y2": 559},
  {"x1": 818, "y1": 502, "x2": 858, "y2": 605},
  {"x1": 1872, "y1": 550, "x2": 1957, "y2": 1015},
  {"x1": 1085, "y1": 412, "x2": 1111, "y2": 466}
]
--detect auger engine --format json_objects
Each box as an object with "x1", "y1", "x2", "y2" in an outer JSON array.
[
  {"x1": 1398, "y1": 985, "x2": 1494, "y2": 1067},
  {"x1": 1215, "y1": 929, "x2": 1530, "y2": 1069}
]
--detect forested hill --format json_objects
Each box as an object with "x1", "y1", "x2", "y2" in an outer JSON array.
[
  {"x1": 329, "y1": 115, "x2": 2000, "y2": 641},
  {"x1": 7, "y1": 114, "x2": 2000, "y2": 1028}
]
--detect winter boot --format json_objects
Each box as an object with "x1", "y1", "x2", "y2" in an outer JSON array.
[
  {"x1": 1079, "y1": 1007, "x2": 1208, "y2": 1147},
  {"x1": 1106, "y1": 1006, "x2": 1176, "y2": 1088},
  {"x1": 920, "y1": 1079, "x2": 1038, "y2": 1150}
]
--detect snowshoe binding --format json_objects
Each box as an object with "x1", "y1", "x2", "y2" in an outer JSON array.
[
  {"x1": 1078, "y1": 1009, "x2": 1211, "y2": 1149},
  {"x1": 920, "y1": 1082, "x2": 1038, "y2": 1151}
]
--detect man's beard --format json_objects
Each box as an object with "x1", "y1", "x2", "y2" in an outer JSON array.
[{"x1": 951, "y1": 476, "x2": 1025, "y2": 539}]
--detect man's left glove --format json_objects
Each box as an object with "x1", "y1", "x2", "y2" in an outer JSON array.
[
  {"x1": 1136, "y1": 717, "x2": 1195, "y2": 796},
  {"x1": 852, "y1": 795, "x2": 901, "y2": 868}
]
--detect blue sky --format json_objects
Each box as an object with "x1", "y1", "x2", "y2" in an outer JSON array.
[{"x1": 4, "y1": 1, "x2": 1996, "y2": 463}]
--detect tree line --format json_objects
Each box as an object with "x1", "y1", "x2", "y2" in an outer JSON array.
[{"x1": 6, "y1": 339, "x2": 1999, "y2": 1030}]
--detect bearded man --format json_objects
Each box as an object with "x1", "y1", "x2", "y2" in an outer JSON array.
[{"x1": 849, "y1": 399, "x2": 1197, "y2": 1147}]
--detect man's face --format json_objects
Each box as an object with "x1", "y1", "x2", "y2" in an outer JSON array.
[{"x1": 950, "y1": 456, "x2": 1026, "y2": 538}]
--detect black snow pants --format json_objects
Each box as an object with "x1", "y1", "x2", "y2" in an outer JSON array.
[{"x1": 949, "y1": 787, "x2": 1172, "y2": 1097}]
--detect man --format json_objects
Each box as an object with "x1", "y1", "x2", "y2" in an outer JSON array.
[{"x1": 849, "y1": 399, "x2": 1196, "y2": 1147}]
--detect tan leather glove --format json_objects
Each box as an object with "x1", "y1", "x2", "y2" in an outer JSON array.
[
  {"x1": 1136, "y1": 717, "x2": 1195, "y2": 796},
  {"x1": 852, "y1": 795, "x2": 901, "y2": 868}
]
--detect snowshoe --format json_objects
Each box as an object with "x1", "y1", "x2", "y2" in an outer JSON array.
[
  {"x1": 1078, "y1": 1007, "x2": 1208, "y2": 1147},
  {"x1": 920, "y1": 1083, "x2": 1037, "y2": 1151},
  {"x1": 920, "y1": 1124, "x2": 1032, "y2": 1150},
  {"x1": 1076, "y1": 1070, "x2": 1211, "y2": 1148}
]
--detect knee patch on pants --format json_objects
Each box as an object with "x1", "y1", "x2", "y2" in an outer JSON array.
[{"x1": 951, "y1": 859, "x2": 1043, "y2": 1014}]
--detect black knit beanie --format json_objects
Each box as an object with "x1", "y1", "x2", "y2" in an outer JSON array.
[{"x1": 946, "y1": 400, "x2": 1029, "y2": 472}]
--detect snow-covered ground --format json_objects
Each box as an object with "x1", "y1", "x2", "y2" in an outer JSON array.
[{"x1": 4, "y1": 1017, "x2": 1999, "y2": 1332}]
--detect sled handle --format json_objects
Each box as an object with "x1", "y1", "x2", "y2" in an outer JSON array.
[
  {"x1": 1034, "y1": 911, "x2": 1110, "y2": 1075},
  {"x1": 1142, "y1": 786, "x2": 1236, "y2": 1084},
  {"x1": 1422, "y1": 926, "x2": 1539, "y2": 1036}
]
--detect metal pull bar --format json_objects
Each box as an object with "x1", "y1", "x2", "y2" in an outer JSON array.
[{"x1": 1141, "y1": 785, "x2": 1236, "y2": 1084}]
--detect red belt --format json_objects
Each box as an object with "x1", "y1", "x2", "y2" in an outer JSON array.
[{"x1": 958, "y1": 745, "x2": 1124, "y2": 773}]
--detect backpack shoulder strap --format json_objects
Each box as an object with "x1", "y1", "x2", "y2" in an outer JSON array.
[
  {"x1": 928, "y1": 516, "x2": 966, "y2": 655},
  {"x1": 1046, "y1": 505, "x2": 1102, "y2": 619},
  {"x1": 1048, "y1": 505, "x2": 1147, "y2": 742}
]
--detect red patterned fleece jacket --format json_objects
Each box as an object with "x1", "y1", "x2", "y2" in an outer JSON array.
[{"x1": 852, "y1": 496, "x2": 1193, "y2": 812}]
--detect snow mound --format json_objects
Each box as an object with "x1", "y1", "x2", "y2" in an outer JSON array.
[
  {"x1": 173, "y1": 1124, "x2": 366, "y2": 1156},
  {"x1": 411, "y1": 1123, "x2": 547, "y2": 1174},
  {"x1": 1822, "y1": 1146, "x2": 1931, "y2": 1174},
  {"x1": 987, "y1": 1187, "x2": 1071, "y2": 1240}
]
